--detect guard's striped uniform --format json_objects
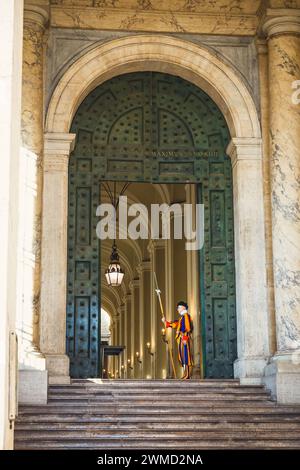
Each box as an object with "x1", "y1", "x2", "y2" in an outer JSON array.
[{"x1": 166, "y1": 313, "x2": 193, "y2": 367}]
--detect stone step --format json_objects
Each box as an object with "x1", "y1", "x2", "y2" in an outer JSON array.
[
  {"x1": 46, "y1": 396, "x2": 271, "y2": 404},
  {"x1": 19, "y1": 401, "x2": 282, "y2": 411},
  {"x1": 62, "y1": 381, "x2": 246, "y2": 389},
  {"x1": 14, "y1": 435, "x2": 300, "y2": 450},
  {"x1": 71, "y1": 379, "x2": 240, "y2": 384},
  {"x1": 55, "y1": 383, "x2": 249, "y2": 390},
  {"x1": 59, "y1": 383, "x2": 252, "y2": 388},
  {"x1": 15, "y1": 379, "x2": 300, "y2": 450},
  {"x1": 17, "y1": 406, "x2": 300, "y2": 416},
  {"x1": 50, "y1": 384, "x2": 266, "y2": 393},
  {"x1": 14, "y1": 429, "x2": 300, "y2": 441},
  {"x1": 49, "y1": 387, "x2": 258, "y2": 394},
  {"x1": 48, "y1": 389, "x2": 269, "y2": 396},
  {"x1": 14, "y1": 421, "x2": 300, "y2": 431},
  {"x1": 14, "y1": 440, "x2": 300, "y2": 450},
  {"x1": 15, "y1": 414, "x2": 300, "y2": 423}
]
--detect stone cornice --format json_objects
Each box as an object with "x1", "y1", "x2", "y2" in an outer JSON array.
[
  {"x1": 46, "y1": 3, "x2": 300, "y2": 37},
  {"x1": 50, "y1": 5, "x2": 259, "y2": 36},
  {"x1": 262, "y1": 9, "x2": 300, "y2": 38}
]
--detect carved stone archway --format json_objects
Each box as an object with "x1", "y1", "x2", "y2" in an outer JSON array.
[{"x1": 41, "y1": 34, "x2": 269, "y2": 385}]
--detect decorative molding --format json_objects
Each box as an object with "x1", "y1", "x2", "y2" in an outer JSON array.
[
  {"x1": 45, "y1": 35, "x2": 261, "y2": 141},
  {"x1": 45, "y1": 28, "x2": 261, "y2": 115}
]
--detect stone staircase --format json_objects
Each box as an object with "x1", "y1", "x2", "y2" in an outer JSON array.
[{"x1": 14, "y1": 379, "x2": 300, "y2": 449}]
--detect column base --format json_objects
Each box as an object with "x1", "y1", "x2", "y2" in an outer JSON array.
[
  {"x1": 263, "y1": 352, "x2": 300, "y2": 404},
  {"x1": 45, "y1": 354, "x2": 71, "y2": 385},
  {"x1": 18, "y1": 369, "x2": 48, "y2": 405},
  {"x1": 234, "y1": 356, "x2": 269, "y2": 385},
  {"x1": 191, "y1": 337, "x2": 202, "y2": 379},
  {"x1": 18, "y1": 348, "x2": 48, "y2": 405},
  {"x1": 191, "y1": 364, "x2": 201, "y2": 379}
]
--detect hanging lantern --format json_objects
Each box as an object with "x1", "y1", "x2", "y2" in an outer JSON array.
[{"x1": 105, "y1": 243, "x2": 124, "y2": 287}]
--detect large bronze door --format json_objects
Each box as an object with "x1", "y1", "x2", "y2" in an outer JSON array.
[{"x1": 67, "y1": 72, "x2": 237, "y2": 378}]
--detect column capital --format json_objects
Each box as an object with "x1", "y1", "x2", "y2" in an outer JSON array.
[
  {"x1": 124, "y1": 293, "x2": 132, "y2": 302},
  {"x1": 24, "y1": 3, "x2": 49, "y2": 30},
  {"x1": 255, "y1": 38, "x2": 268, "y2": 55},
  {"x1": 119, "y1": 303, "x2": 126, "y2": 314},
  {"x1": 137, "y1": 260, "x2": 151, "y2": 274},
  {"x1": 129, "y1": 279, "x2": 140, "y2": 291},
  {"x1": 147, "y1": 239, "x2": 166, "y2": 254},
  {"x1": 262, "y1": 9, "x2": 300, "y2": 38},
  {"x1": 44, "y1": 132, "x2": 76, "y2": 155},
  {"x1": 226, "y1": 138, "x2": 262, "y2": 168},
  {"x1": 44, "y1": 133, "x2": 76, "y2": 172}
]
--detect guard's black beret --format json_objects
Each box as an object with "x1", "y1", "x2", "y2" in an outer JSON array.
[{"x1": 177, "y1": 300, "x2": 188, "y2": 309}]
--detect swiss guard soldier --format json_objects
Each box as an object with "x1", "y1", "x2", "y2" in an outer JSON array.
[{"x1": 162, "y1": 301, "x2": 194, "y2": 379}]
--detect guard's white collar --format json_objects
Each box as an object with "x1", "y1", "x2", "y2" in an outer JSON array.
[{"x1": 179, "y1": 309, "x2": 188, "y2": 316}]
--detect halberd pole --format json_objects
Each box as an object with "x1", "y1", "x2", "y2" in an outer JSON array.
[{"x1": 153, "y1": 271, "x2": 177, "y2": 379}]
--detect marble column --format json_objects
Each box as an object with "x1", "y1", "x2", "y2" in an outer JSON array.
[
  {"x1": 227, "y1": 138, "x2": 270, "y2": 384},
  {"x1": 185, "y1": 184, "x2": 202, "y2": 378},
  {"x1": 109, "y1": 323, "x2": 114, "y2": 377},
  {"x1": 39, "y1": 132, "x2": 76, "y2": 384},
  {"x1": 17, "y1": 3, "x2": 49, "y2": 405},
  {"x1": 115, "y1": 316, "x2": 119, "y2": 377},
  {"x1": 130, "y1": 279, "x2": 140, "y2": 379},
  {"x1": 172, "y1": 216, "x2": 188, "y2": 379},
  {"x1": 117, "y1": 307, "x2": 123, "y2": 377},
  {"x1": 262, "y1": 13, "x2": 300, "y2": 403},
  {"x1": 119, "y1": 302, "x2": 126, "y2": 378},
  {"x1": 165, "y1": 236, "x2": 174, "y2": 379},
  {"x1": 256, "y1": 39, "x2": 277, "y2": 355},
  {"x1": 111, "y1": 317, "x2": 118, "y2": 379},
  {"x1": 124, "y1": 293, "x2": 132, "y2": 379},
  {"x1": 111, "y1": 319, "x2": 115, "y2": 377},
  {"x1": 137, "y1": 261, "x2": 152, "y2": 379}
]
